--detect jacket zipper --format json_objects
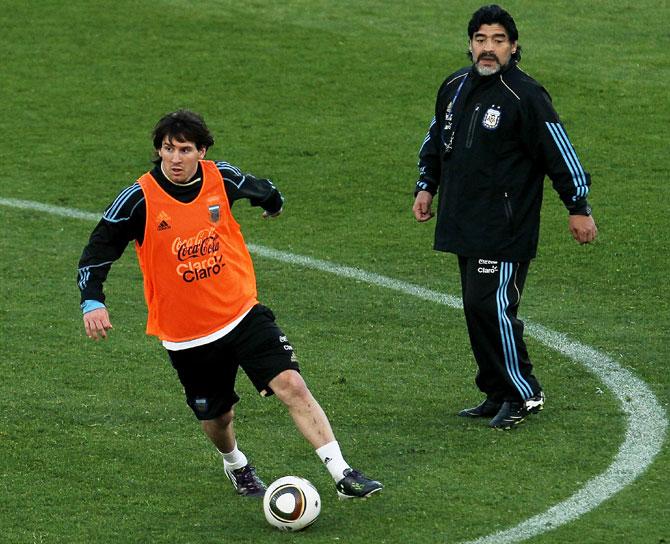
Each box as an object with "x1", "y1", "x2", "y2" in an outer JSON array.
[
  {"x1": 503, "y1": 192, "x2": 513, "y2": 223},
  {"x1": 465, "y1": 103, "x2": 481, "y2": 149}
]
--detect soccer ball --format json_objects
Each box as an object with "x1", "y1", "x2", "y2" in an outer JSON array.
[{"x1": 263, "y1": 476, "x2": 321, "y2": 531}]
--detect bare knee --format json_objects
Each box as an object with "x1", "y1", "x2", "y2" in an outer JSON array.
[
  {"x1": 202, "y1": 409, "x2": 234, "y2": 432},
  {"x1": 270, "y1": 370, "x2": 311, "y2": 404}
]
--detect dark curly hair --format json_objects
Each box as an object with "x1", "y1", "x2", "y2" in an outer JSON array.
[
  {"x1": 467, "y1": 5, "x2": 522, "y2": 63},
  {"x1": 152, "y1": 109, "x2": 215, "y2": 151}
]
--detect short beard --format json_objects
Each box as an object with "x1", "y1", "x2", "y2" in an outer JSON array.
[{"x1": 475, "y1": 62, "x2": 501, "y2": 76}]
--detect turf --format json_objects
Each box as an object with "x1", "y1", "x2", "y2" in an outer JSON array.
[{"x1": 1, "y1": 1, "x2": 668, "y2": 543}]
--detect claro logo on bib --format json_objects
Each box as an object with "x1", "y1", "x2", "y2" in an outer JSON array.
[{"x1": 171, "y1": 227, "x2": 225, "y2": 283}]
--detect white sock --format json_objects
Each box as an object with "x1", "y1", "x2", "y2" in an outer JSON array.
[
  {"x1": 316, "y1": 441, "x2": 350, "y2": 482},
  {"x1": 219, "y1": 442, "x2": 248, "y2": 471}
]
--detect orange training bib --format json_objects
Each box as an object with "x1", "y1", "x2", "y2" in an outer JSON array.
[{"x1": 135, "y1": 160, "x2": 258, "y2": 342}]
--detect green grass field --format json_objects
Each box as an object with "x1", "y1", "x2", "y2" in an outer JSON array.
[{"x1": 1, "y1": 1, "x2": 668, "y2": 543}]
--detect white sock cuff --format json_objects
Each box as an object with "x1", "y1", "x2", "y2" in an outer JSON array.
[
  {"x1": 220, "y1": 442, "x2": 248, "y2": 471},
  {"x1": 316, "y1": 441, "x2": 350, "y2": 482},
  {"x1": 316, "y1": 440, "x2": 339, "y2": 458}
]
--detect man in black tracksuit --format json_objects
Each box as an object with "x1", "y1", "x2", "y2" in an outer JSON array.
[{"x1": 412, "y1": 5, "x2": 597, "y2": 429}]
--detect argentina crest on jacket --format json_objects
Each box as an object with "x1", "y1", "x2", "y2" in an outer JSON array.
[{"x1": 482, "y1": 106, "x2": 502, "y2": 130}]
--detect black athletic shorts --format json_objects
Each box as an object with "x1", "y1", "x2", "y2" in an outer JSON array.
[{"x1": 167, "y1": 304, "x2": 300, "y2": 420}]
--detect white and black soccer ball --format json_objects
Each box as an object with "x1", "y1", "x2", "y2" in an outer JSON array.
[{"x1": 263, "y1": 476, "x2": 321, "y2": 531}]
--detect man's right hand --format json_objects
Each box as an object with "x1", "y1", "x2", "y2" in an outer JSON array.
[
  {"x1": 83, "y1": 307, "x2": 113, "y2": 341},
  {"x1": 412, "y1": 191, "x2": 435, "y2": 222}
]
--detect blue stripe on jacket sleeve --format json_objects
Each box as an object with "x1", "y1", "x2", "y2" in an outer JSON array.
[
  {"x1": 103, "y1": 183, "x2": 143, "y2": 222},
  {"x1": 546, "y1": 122, "x2": 589, "y2": 201}
]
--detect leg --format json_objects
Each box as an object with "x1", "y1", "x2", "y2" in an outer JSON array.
[
  {"x1": 201, "y1": 409, "x2": 236, "y2": 453},
  {"x1": 269, "y1": 369, "x2": 382, "y2": 498},
  {"x1": 493, "y1": 261, "x2": 541, "y2": 400},
  {"x1": 459, "y1": 258, "x2": 544, "y2": 429},
  {"x1": 458, "y1": 256, "x2": 508, "y2": 401},
  {"x1": 459, "y1": 257, "x2": 541, "y2": 402},
  {"x1": 236, "y1": 306, "x2": 382, "y2": 498},
  {"x1": 167, "y1": 342, "x2": 266, "y2": 497},
  {"x1": 231, "y1": 307, "x2": 334, "y2": 448},
  {"x1": 269, "y1": 369, "x2": 335, "y2": 449},
  {"x1": 200, "y1": 408, "x2": 268, "y2": 497}
]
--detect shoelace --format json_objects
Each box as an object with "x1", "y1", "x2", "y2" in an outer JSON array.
[{"x1": 236, "y1": 467, "x2": 259, "y2": 486}]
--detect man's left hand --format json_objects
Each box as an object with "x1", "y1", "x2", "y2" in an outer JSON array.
[
  {"x1": 262, "y1": 208, "x2": 283, "y2": 219},
  {"x1": 569, "y1": 215, "x2": 597, "y2": 244}
]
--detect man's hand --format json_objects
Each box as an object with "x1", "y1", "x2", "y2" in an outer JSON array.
[
  {"x1": 413, "y1": 191, "x2": 435, "y2": 222},
  {"x1": 83, "y1": 307, "x2": 113, "y2": 341},
  {"x1": 569, "y1": 214, "x2": 598, "y2": 244},
  {"x1": 262, "y1": 207, "x2": 283, "y2": 219}
]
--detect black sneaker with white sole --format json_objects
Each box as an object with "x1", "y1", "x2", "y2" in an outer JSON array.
[
  {"x1": 458, "y1": 398, "x2": 502, "y2": 418},
  {"x1": 489, "y1": 391, "x2": 545, "y2": 430},
  {"x1": 489, "y1": 401, "x2": 529, "y2": 430},
  {"x1": 225, "y1": 464, "x2": 267, "y2": 498},
  {"x1": 336, "y1": 468, "x2": 383, "y2": 499},
  {"x1": 525, "y1": 391, "x2": 545, "y2": 413}
]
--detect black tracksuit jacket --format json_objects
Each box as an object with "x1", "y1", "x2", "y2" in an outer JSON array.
[{"x1": 416, "y1": 61, "x2": 591, "y2": 262}]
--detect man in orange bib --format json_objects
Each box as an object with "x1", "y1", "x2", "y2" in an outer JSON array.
[{"x1": 78, "y1": 110, "x2": 382, "y2": 500}]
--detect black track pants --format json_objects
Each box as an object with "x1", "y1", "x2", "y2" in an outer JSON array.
[{"x1": 458, "y1": 256, "x2": 541, "y2": 402}]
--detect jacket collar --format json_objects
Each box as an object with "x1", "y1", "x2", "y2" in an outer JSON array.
[{"x1": 151, "y1": 162, "x2": 203, "y2": 195}]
